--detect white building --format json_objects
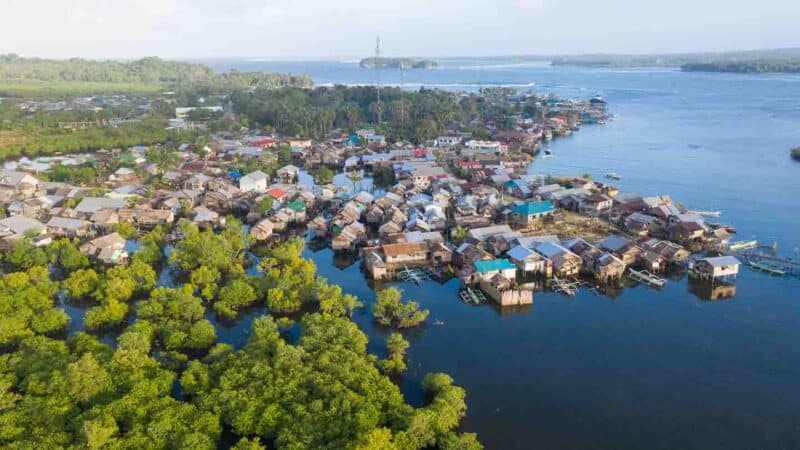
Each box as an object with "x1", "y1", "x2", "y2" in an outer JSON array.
[
  {"x1": 436, "y1": 136, "x2": 461, "y2": 147},
  {"x1": 463, "y1": 140, "x2": 507, "y2": 155},
  {"x1": 239, "y1": 170, "x2": 269, "y2": 193},
  {"x1": 365, "y1": 134, "x2": 386, "y2": 147}
]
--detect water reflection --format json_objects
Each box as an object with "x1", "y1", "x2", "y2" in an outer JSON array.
[{"x1": 688, "y1": 279, "x2": 737, "y2": 301}]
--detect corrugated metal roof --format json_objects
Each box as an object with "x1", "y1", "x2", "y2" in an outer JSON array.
[
  {"x1": 701, "y1": 256, "x2": 740, "y2": 267},
  {"x1": 510, "y1": 201, "x2": 554, "y2": 216},
  {"x1": 474, "y1": 259, "x2": 516, "y2": 273}
]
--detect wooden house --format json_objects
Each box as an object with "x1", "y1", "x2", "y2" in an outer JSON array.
[
  {"x1": 307, "y1": 215, "x2": 329, "y2": 239},
  {"x1": 79, "y1": 232, "x2": 128, "y2": 265},
  {"x1": 118, "y1": 207, "x2": 175, "y2": 228},
  {"x1": 250, "y1": 218, "x2": 275, "y2": 241},
  {"x1": 47, "y1": 217, "x2": 92, "y2": 238},
  {"x1": 381, "y1": 242, "x2": 429, "y2": 266},
  {"x1": 331, "y1": 222, "x2": 366, "y2": 251},
  {"x1": 507, "y1": 245, "x2": 552, "y2": 277},
  {"x1": 532, "y1": 242, "x2": 582, "y2": 277},
  {"x1": 689, "y1": 256, "x2": 740, "y2": 281},
  {"x1": 479, "y1": 274, "x2": 532, "y2": 306},
  {"x1": 597, "y1": 235, "x2": 640, "y2": 266},
  {"x1": 578, "y1": 193, "x2": 613, "y2": 216}
]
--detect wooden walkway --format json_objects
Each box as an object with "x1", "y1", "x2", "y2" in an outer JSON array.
[
  {"x1": 740, "y1": 251, "x2": 799, "y2": 277},
  {"x1": 746, "y1": 260, "x2": 786, "y2": 276}
]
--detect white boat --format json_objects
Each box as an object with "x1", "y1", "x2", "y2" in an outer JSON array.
[
  {"x1": 689, "y1": 210, "x2": 721, "y2": 217},
  {"x1": 605, "y1": 172, "x2": 622, "y2": 180},
  {"x1": 729, "y1": 240, "x2": 758, "y2": 251}
]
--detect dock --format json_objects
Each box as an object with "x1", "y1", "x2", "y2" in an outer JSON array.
[
  {"x1": 459, "y1": 286, "x2": 486, "y2": 304},
  {"x1": 627, "y1": 268, "x2": 666, "y2": 288},
  {"x1": 740, "y1": 251, "x2": 797, "y2": 276},
  {"x1": 746, "y1": 260, "x2": 786, "y2": 276}
]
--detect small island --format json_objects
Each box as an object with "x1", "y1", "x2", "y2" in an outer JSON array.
[
  {"x1": 360, "y1": 57, "x2": 438, "y2": 69},
  {"x1": 792, "y1": 147, "x2": 800, "y2": 161}
]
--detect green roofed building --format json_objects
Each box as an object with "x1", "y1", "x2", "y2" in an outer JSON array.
[
  {"x1": 474, "y1": 258, "x2": 518, "y2": 281},
  {"x1": 282, "y1": 199, "x2": 307, "y2": 223},
  {"x1": 285, "y1": 199, "x2": 306, "y2": 212}
]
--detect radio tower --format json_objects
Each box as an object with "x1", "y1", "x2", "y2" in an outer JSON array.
[
  {"x1": 400, "y1": 56, "x2": 405, "y2": 124},
  {"x1": 375, "y1": 36, "x2": 382, "y2": 124}
]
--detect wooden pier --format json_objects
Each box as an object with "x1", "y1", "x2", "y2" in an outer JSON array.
[
  {"x1": 459, "y1": 286, "x2": 486, "y2": 304},
  {"x1": 627, "y1": 268, "x2": 666, "y2": 288},
  {"x1": 740, "y1": 251, "x2": 797, "y2": 276},
  {"x1": 746, "y1": 260, "x2": 786, "y2": 276}
]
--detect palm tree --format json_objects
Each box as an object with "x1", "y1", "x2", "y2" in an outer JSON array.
[
  {"x1": 347, "y1": 168, "x2": 362, "y2": 191},
  {"x1": 145, "y1": 146, "x2": 181, "y2": 173},
  {"x1": 452, "y1": 226, "x2": 469, "y2": 243}
]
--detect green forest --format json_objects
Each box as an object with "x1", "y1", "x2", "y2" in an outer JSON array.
[
  {"x1": 0, "y1": 228, "x2": 481, "y2": 449},
  {"x1": 0, "y1": 55, "x2": 313, "y2": 96},
  {"x1": 229, "y1": 85, "x2": 515, "y2": 144},
  {"x1": 0, "y1": 54, "x2": 309, "y2": 87},
  {"x1": 682, "y1": 61, "x2": 800, "y2": 73}
]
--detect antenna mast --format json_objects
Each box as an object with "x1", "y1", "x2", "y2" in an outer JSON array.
[
  {"x1": 400, "y1": 57, "x2": 405, "y2": 124},
  {"x1": 375, "y1": 35, "x2": 382, "y2": 124}
]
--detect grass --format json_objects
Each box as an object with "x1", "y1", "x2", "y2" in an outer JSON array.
[
  {"x1": 0, "y1": 81, "x2": 163, "y2": 98},
  {"x1": 0, "y1": 130, "x2": 29, "y2": 147}
]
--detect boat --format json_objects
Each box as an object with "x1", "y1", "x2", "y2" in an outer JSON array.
[
  {"x1": 433, "y1": 319, "x2": 445, "y2": 326},
  {"x1": 542, "y1": 148, "x2": 553, "y2": 158},
  {"x1": 627, "y1": 268, "x2": 666, "y2": 288},
  {"x1": 689, "y1": 210, "x2": 721, "y2": 217},
  {"x1": 605, "y1": 172, "x2": 622, "y2": 180},
  {"x1": 707, "y1": 222, "x2": 737, "y2": 234},
  {"x1": 729, "y1": 240, "x2": 758, "y2": 251},
  {"x1": 459, "y1": 286, "x2": 486, "y2": 304}
]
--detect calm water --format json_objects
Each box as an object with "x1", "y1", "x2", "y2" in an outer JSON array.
[
  {"x1": 215, "y1": 60, "x2": 800, "y2": 449},
  {"x1": 86, "y1": 61, "x2": 800, "y2": 448}
]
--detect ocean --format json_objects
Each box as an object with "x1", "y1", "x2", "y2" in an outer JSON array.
[{"x1": 196, "y1": 60, "x2": 800, "y2": 448}]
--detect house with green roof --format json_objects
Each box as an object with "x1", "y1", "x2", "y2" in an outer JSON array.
[
  {"x1": 509, "y1": 200, "x2": 554, "y2": 226},
  {"x1": 474, "y1": 258, "x2": 517, "y2": 281},
  {"x1": 281, "y1": 199, "x2": 307, "y2": 223}
]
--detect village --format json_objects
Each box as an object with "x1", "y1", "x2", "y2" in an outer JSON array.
[{"x1": 0, "y1": 92, "x2": 759, "y2": 312}]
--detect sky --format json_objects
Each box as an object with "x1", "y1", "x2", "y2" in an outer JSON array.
[{"x1": 2, "y1": 0, "x2": 799, "y2": 59}]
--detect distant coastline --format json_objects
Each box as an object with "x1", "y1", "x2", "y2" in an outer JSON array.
[
  {"x1": 545, "y1": 48, "x2": 800, "y2": 73},
  {"x1": 359, "y1": 57, "x2": 438, "y2": 69},
  {"x1": 681, "y1": 62, "x2": 800, "y2": 73}
]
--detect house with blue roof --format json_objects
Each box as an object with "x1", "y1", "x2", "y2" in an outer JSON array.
[
  {"x1": 510, "y1": 201, "x2": 555, "y2": 226},
  {"x1": 507, "y1": 245, "x2": 553, "y2": 277},
  {"x1": 474, "y1": 258, "x2": 517, "y2": 281},
  {"x1": 504, "y1": 179, "x2": 532, "y2": 199}
]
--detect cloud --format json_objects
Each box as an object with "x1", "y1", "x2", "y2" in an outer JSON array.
[{"x1": 0, "y1": 0, "x2": 797, "y2": 58}]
